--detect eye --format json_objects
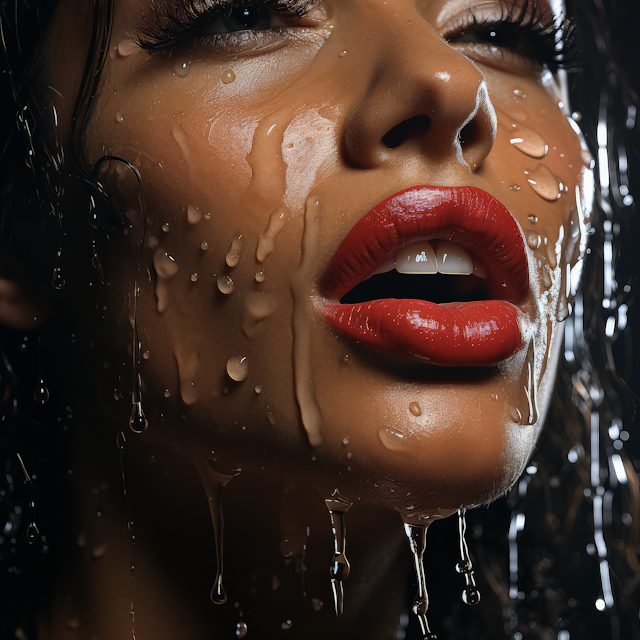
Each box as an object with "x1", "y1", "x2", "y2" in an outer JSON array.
[{"x1": 205, "y1": 6, "x2": 286, "y2": 35}]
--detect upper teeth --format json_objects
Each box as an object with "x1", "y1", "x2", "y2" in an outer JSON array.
[{"x1": 372, "y1": 241, "x2": 487, "y2": 278}]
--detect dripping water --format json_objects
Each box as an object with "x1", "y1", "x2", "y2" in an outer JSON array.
[
  {"x1": 402, "y1": 519, "x2": 437, "y2": 639},
  {"x1": 324, "y1": 489, "x2": 352, "y2": 616},
  {"x1": 456, "y1": 509, "x2": 480, "y2": 605}
]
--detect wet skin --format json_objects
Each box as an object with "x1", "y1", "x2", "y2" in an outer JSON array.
[{"x1": 43, "y1": 0, "x2": 591, "y2": 636}]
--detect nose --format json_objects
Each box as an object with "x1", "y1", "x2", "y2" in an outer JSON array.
[{"x1": 341, "y1": 18, "x2": 497, "y2": 172}]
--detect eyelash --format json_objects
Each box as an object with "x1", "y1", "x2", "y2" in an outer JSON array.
[
  {"x1": 133, "y1": 0, "x2": 322, "y2": 53},
  {"x1": 447, "y1": 1, "x2": 581, "y2": 73}
]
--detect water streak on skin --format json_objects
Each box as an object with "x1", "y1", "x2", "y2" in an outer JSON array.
[
  {"x1": 256, "y1": 209, "x2": 287, "y2": 263},
  {"x1": 241, "y1": 292, "x2": 278, "y2": 338},
  {"x1": 291, "y1": 197, "x2": 324, "y2": 446},
  {"x1": 226, "y1": 235, "x2": 244, "y2": 267},
  {"x1": 153, "y1": 249, "x2": 179, "y2": 314},
  {"x1": 172, "y1": 127, "x2": 192, "y2": 167},
  {"x1": 324, "y1": 489, "x2": 352, "y2": 617},
  {"x1": 173, "y1": 344, "x2": 200, "y2": 405}
]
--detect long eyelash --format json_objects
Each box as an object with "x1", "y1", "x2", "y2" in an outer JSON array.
[
  {"x1": 468, "y1": 0, "x2": 581, "y2": 73},
  {"x1": 133, "y1": 0, "x2": 322, "y2": 53}
]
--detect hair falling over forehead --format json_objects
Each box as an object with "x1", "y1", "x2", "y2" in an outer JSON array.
[{"x1": 0, "y1": 0, "x2": 639, "y2": 638}]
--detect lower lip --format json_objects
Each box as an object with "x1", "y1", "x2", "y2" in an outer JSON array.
[{"x1": 322, "y1": 298, "x2": 525, "y2": 367}]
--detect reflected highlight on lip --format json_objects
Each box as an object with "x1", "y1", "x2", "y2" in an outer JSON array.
[{"x1": 319, "y1": 186, "x2": 530, "y2": 366}]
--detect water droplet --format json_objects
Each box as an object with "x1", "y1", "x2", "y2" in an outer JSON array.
[
  {"x1": 227, "y1": 356, "x2": 248, "y2": 382},
  {"x1": 34, "y1": 379, "x2": 49, "y2": 404},
  {"x1": 525, "y1": 164, "x2": 562, "y2": 201},
  {"x1": 226, "y1": 235, "x2": 244, "y2": 268},
  {"x1": 510, "y1": 407, "x2": 522, "y2": 423},
  {"x1": 509, "y1": 124, "x2": 547, "y2": 157},
  {"x1": 526, "y1": 231, "x2": 541, "y2": 249},
  {"x1": 311, "y1": 598, "x2": 323, "y2": 611},
  {"x1": 129, "y1": 402, "x2": 148, "y2": 433},
  {"x1": 571, "y1": 111, "x2": 582, "y2": 122},
  {"x1": 513, "y1": 88, "x2": 526, "y2": 99},
  {"x1": 117, "y1": 38, "x2": 137, "y2": 57},
  {"x1": 217, "y1": 275, "x2": 235, "y2": 295},
  {"x1": 164, "y1": 389, "x2": 171, "y2": 398},
  {"x1": 491, "y1": 393, "x2": 499, "y2": 401},
  {"x1": 236, "y1": 621, "x2": 248, "y2": 637},
  {"x1": 211, "y1": 574, "x2": 228, "y2": 605},
  {"x1": 162, "y1": 223, "x2": 170, "y2": 232},
  {"x1": 342, "y1": 354, "x2": 350, "y2": 364},
  {"x1": 342, "y1": 436, "x2": 350, "y2": 445},
  {"x1": 582, "y1": 150, "x2": 595, "y2": 169},
  {"x1": 409, "y1": 402, "x2": 422, "y2": 417},
  {"x1": 325, "y1": 490, "x2": 352, "y2": 617},
  {"x1": 201, "y1": 241, "x2": 209, "y2": 251},
  {"x1": 462, "y1": 587, "x2": 481, "y2": 605},
  {"x1": 51, "y1": 267, "x2": 65, "y2": 289},
  {"x1": 254, "y1": 385, "x2": 262, "y2": 395},
  {"x1": 346, "y1": 452, "x2": 352, "y2": 460},
  {"x1": 187, "y1": 204, "x2": 202, "y2": 224},
  {"x1": 255, "y1": 270, "x2": 265, "y2": 283},
  {"x1": 116, "y1": 430, "x2": 127, "y2": 450},
  {"x1": 510, "y1": 184, "x2": 521, "y2": 191},
  {"x1": 257, "y1": 209, "x2": 287, "y2": 262},
  {"x1": 92, "y1": 543, "x2": 109, "y2": 559},
  {"x1": 456, "y1": 510, "x2": 481, "y2": 606},
  {"x1": 527, "y1": 215, "x2": 538, "y2": 224},
  {"x1": 281, "y1": 620, "x2": 293, "y2": 630},
  {"x1": 191, "y1": 273, "x2": 199, "y2": 282},
  {"x1": 546, "y1": 244, "x2": 558, "y2": 270},
  {"x1": 221, "y1": 68, "x2": 236, "y2": 84},
  {"x1": 338, "y1": 50, "x2": 347, "y2": 57},
  {"x1": 115, "y1": 111, "x2": 124, "y2": 123},
  {"x1": 24, "y1": 522, "x2": 39, "y2": 544},
  {"x1": 542, "y1": 269, "x2": 553, "y2": 289},
  {"x1": 267, "y1": 411, "x2": 276, "y2": 425},
  {"x1": 142, "y1": 351, "x2": 150, "y2": 360},
  {"x1": 174, "y1": 60, "x2": 190, "y2": 77},
  {"x1": 378, "y1": 427, "x2": 408, "y2": 452}
]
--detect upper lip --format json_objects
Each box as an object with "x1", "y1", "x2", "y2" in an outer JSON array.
[{"x1": 319, "y1": 185, "x2": 529, "y2": 304}]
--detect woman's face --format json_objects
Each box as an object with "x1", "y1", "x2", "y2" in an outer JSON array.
[{"x1": 49, "y1": 0, "x2": 591, "y2": 515}]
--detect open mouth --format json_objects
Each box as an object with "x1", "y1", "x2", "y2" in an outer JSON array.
[{"x1": 319, "y1": 186, "x2": 530, "y2": 367}]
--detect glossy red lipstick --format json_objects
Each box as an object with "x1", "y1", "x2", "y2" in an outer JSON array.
[{"x1": 319, "y1": 186, "x2": 530, "y2": 367}]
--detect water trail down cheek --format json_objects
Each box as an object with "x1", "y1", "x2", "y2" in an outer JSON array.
[
  {"x1": 191, "y1": 456, "x2": 241, "y2": 606},
  {"x1": 256, "y1": 210, "x2": 287, "y2": 263},
  {"x1": 291, "y1": 197, "x2": 324, "y2": 447},
  {"x1": 324, "y1": 490, "x2": 352, "y2": 617},
  {"x1": 402, "y1": 519, "x2": 437, "y2": 640}
]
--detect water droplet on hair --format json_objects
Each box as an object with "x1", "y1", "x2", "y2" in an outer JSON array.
[
  {"x1": 409, "y1": 402, "x2": 422, "y2": 417},
  {"x1": 24, "y1": 522, "x2": 39, "y2": 544},
  {"x1": 255, "y1": 270, "x2": 265, "y2": 283},
  {"x1": 51, "y1": 267, "x2": 65, "y2": 289},
  {"x1": 218, "y1": 275, "x2": 235, "y2": 295},
  {"x1": 342, "y1": 436, "x2": 350, "y2": 445},
  {"x1": 527, "y1": 215, "x2": 538, "y2": 224},
  {"x1": 227, "y1": 356, "x2": 248, "y2": 382},
  {"x1": 236, "y1": 621, "x2": 248, "y2": 637},
  {"x1": 526, "y1": 231, "x2": 541, "y2": 249},
  {"x1": 509, "y1": 124, "x2": 547, "y2": 158},
  {"x1": 525, "y1": 164, "x2": 562, "y2": 201},
  {"x1": 191, "y1": 273, "x2": 199, "y2": 282},
  {"x1": 187, "y1": 204, "x2": 202, "y2": 224},
  {"x1": 129, "y1": 402, "x2": 148, "y2": 433},
  {"x1": 281, "y1": 620, "x2": 293, "y2": 630},
  {"x1": 174, "y1": 60, "x2": 190, "y2": 78},
  {"x1": 226, "y1": 235, "x2": 244, "y2": 268},
  {"x1": 34, "y1": 379, "x2": 49, "y2": 404},
  {"x1": 221, "y1": 69, "x2": 236, "y2": 84}
]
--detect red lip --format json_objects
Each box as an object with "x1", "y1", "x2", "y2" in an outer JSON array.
[{"x1": 319, "y1": 186, "x2": 530, "y2": 367}]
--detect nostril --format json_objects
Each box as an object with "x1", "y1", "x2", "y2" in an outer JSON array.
[
  {"x1": 382, "y1": 115, "x2": 431, "y2": 149},
  {"x1": 458, "y1": 120, "x2": 481, "y2": 149}
]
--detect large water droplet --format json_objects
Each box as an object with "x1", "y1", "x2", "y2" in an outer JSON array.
[
  {"x1": 117, "y1": 38, "x2": 137, "y2": 57},
  {"x1": 280, "y1": 620, "x2": 293, "y2": 630},
  {"x1": 255, "y1": 270, "x2": 265, "y2": 283},
  {"x1": 236, "y1": 621, "x2": 248, "y2": 637},
  {"x1": 218, "y1": 275, "x2": 235, "y2": 295},
  {"x1": 227, "y1": 356, "x2": 248, "y2": 382},
  {"x1": 51, "y1": 267, "x2": 65, "y2": 289},
  {"x1": 34, "y1": 379, "x2": 49, "y2": 404},
  {"x1": 24, "y1": 521, "x2": 40, "y2": 544},
  {"x1": 378, "y1": 427, "x2": 408, "y2": 452},
  {"x1": 526, "y1": 231, "x2": 541, "y2": 249},
  {"x1": 129, "y1": 402, "x2": 148, "y2": 433},
  {"x1": 509, "y1": 124, "x2": 547, "y2": 158},
  {"x1": 525, "y1": 164, "x2": 562, "y2": 201},
  {"x1": 174, "y1": 60, "x2": 190, "y2": 78},
  {"x1": 210, "y1": 574, "x2": 227, "y2": 605},
  {"x1": 409, "y1": 402, "x2": 422, "y2": 417},
  {"x1": 221, "y1": 69, "x2": 236, "y2": 84}
]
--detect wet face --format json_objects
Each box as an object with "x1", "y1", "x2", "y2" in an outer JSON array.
[{"x1": 49, "y1": 0, "x2": 591, "y2": 517}]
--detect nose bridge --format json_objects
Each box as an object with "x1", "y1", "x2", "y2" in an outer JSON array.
[{"x1": 342, "y1": 14, "x2": 496, "y2": 170}]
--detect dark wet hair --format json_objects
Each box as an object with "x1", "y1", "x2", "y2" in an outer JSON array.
[{"x1": 0, "y1": 1, "x2": 638, "y2": 639}]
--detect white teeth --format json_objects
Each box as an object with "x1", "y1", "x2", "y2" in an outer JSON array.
[
  {"x1": 396, "y1": 242, "x2": 438, "y2": 274},
  {"x1": 372, "y1": 255, "x2": 397, "y2": 275},
  {"x1": 435, "y1": 241, "x2": 474, "y2": 275}
]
